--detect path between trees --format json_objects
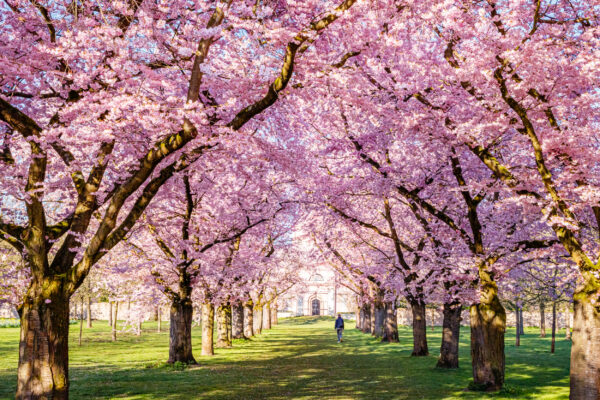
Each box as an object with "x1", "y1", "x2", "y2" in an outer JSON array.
[{"x1": 0, "y1": 316, "x2": 569, "y2": 399}]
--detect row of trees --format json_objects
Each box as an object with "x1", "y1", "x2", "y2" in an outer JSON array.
[{"x1": 1, "y1": 0, "x2": 598, "y2": 399}]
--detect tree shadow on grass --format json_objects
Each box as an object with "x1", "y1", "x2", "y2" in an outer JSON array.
[{"x1": 60, "y1": 324, "x2": 569, "y2": 400}]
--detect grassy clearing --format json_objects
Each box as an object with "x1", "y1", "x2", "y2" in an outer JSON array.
[{"x1": 0, "y1": 316, "x2": 569, "y2": 399}]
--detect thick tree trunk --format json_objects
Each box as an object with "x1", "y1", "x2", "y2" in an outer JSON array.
[
  {"x1": 16, "y1": 288, "x2": 70, "y2": 400},
  {"x1": 263, "y1": 303, "x2": 271, "y2": 330},
  {"x1": 515, "y1": 308, "x2": 521, "y2": 347},
  {"x1": 271, "y1": 305, "x2": 278, "y2": 325},
  {"x1": 111, "y1": 302, "x2": 118, "y2": 342},
  {"x1": 410, "y1": 299, "x2": 429, "y2": 356},
  {"x1": 201, "y1": 302, "x2": 214, "y2": 356},
  {"x1": 361, "y1": 304, "x2": 371, "y2": 333},
  {"x1": 216, "y1": 304, "x2": 232, "y2": 348},
  {"x1": 355, "y1": 307, "x2": 361, "y2": 329},
  {"x1": 381, "y1": 302, "x2": 399, "y2": 343},
  {"x1": 372, "y1": 303, "x2": 385, "y2": 337},
  {"x1": 253, "y1": 304, "x2": 263, "y2": 335},
  {"x1": 437, "y1": 302, "x2": 461, "y2": 369},
  {"x1": 232, "y1": 303, "x2": 245, "y2": 339},
  {"x1": 469, "y1": 273, "x2": 505, "y2": 391},
  {"x1": 569, "y1": 293, "x2": 600, "y2": 399},
  {"x1": 369, "y1": 303, "x2": 376, "y2": 333},
  {"x1": 565, "y1": 305, "x2": 571, "y2": 340},
  {"x1": 551, "y1": 302, "x2": 556, "y2": 354},
  {"x1": 168, "y1": 299, "x2": 196, "y2": 364},
  {"x1": 243, "y1": 301, "x2": 254, "y2": 338},
  {"x1": 86, "y1": 295, "x2": 92, "y2": 328},
  {"x1": 540, "y1": 302, "x2": 546, "y2": 337}
]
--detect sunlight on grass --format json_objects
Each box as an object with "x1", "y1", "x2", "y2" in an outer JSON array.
[{"x1": 0, "y1": 317, "x2": 569, "y2": 399}]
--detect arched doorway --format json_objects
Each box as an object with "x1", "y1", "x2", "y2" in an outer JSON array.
[{"x1": 311, "y1": 299, "x2": 320, "y2": 315}]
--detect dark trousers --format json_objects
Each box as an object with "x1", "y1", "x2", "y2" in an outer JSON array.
[{"x1": 337, "y1": 328, "x2": 343, "y2": 341}]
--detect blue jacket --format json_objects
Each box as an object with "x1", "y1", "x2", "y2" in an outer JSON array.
[{"x1": 335, "y1": 317, "x2": 344, "y2": 329}]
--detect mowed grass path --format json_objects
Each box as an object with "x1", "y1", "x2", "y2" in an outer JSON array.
[{"x1": 0, "y1": 316, "x2": 569, "y2": 399}]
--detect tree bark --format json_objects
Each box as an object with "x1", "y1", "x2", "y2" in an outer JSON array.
[
  {"x1": 437, "y1": 302, "x2": 462, "y2": 369},
  {"x1": 369, "y1": 303, "x2": 376, "y2": 334},
  {"x1": 569, "y1": 293, "x2": 600, "y2": 399},
  {"x1": 430, "y1": 307, "x2": 436, "y2": 331},
  {"x1": 108, "y1": 301, "x2": 113, "y2": 327},
  {"x1": 157, "y1": 307, "x2": 161, "y2": 333},
  {"x1": 469, "y1": 271, "x2": 505, "y2": 391},
  {"x1": 540, "y1": 302, "x2": 546, "y2": 337},
  {"x1": 232, "y1": 303, "x2": 245, "y2": 339},
  {"x1": 263, "y1": 302, "x2": 271, "y2": 330},
  {"x1": 216, "y1": 304, "x2": 232, "y2": 348},
  {"x1": 410, "y1": 299, "x2": 429, "y2": 356},
  {"x1": 551, "y1": 301, "x2": 556, "y2": 354},
  {"x1": 111, "y1": 302, "x2": 118, "y2": 342},
  {"x1": 361, "y1": 304, "x2": 371, "y2": 333},
  {"x1": 86, "y1": 295, "x2": 92, "y2": 328},
  {"x1": 201, "y1": 302, "x2": 214, "y2": 356},
  {"x1": 253, "y1": 304, "x2": 263, "y2": 335},
  {"x1": 16, "y1": 288, "x2": 70, "y2": 400},
  {"x1": 355, "y1": 307, "x2": 361, "y2": 329},
  {"x1": 243, "y1": 301, "x2": 254, "y2": 338},
  {"x1": 381, "y1": 302, "x2": 399, "y2": 343},
  {"x1": 565, "y1": 304, "x2": 571, "y2": 340},
  {"x1": 168, "y1": 298, "x2": 196, "y2": 363},
  {"x1": 515, "y1": 307, "x2": 521, "y2": 347},
  {"x1": 519, "y1": 307, "x2": 525, "y2": 335},
  {"x1": 79, "y1": 298, "x2": 84, "y2": 346},
  {"x1": 372, "y1": 303, "x2": 385, "y2": 337},
  {"x1": 271, "y1": 305, "x2": 278, "y2": 325}
]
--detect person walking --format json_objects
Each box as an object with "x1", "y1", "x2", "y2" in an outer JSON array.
[{"x1": 335, "y1": 314, "x2": 344, "y2": 343}]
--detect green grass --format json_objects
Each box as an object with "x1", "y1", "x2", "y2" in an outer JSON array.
[{"x1": 0, "y1": 316, "x2": 570, "y2": 399}]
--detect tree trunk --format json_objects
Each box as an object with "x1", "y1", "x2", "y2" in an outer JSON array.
[
  {"x1": 263, "y1": 303, "x2": 271, "y2": 330},
  {"x1": 79, "y1": 298, "x2": 84, "y2": 346},
  {"x1": 16, "y1": 288, "x2": 70, "y2": 400},
  {"x1": 372, "y1": 303, "x2": 385, "y2": 337},
  {"x1": 515, "y1": 308, "x2": 521, "y2": 347},
  {"x1": 430, "y1": 307, "x2": 436, "y2": 331},
  {"x1": 253, "y1": 304, "x2": 263, "y2": 335},
  {"x1": 437, "y1": 302, "x2": 461, "y2": 369},
  {"x1": 216, "y1": 304, "x2": 232, "y2": 348},
  {"x1": 168, "y1": 298, "x2": 196, "y2": 363},
  {"x1": 243, "y1": 301, "x2": 254, "y2": 338},
  {"x1": 111, "y1": 302, "x2": 118, "y2": 342},
  {"x1": 361, "y1": 304, "x2": 371, "y2": 333},
  {"x1": 551, "y1": 301, "x2": 556, "y2": 354},
  {"x1": 232, "y1": 303, "x2": 245, "y2": 339},
  {"x1": 381, "y1": 302, "x2": 399, "y2": 343},
  {"x1": 569, "y1": 293, "x2": 600, "y2": 399},
  {"x1": 108, "y1": 301, "x2": 113, "y2": 327},
  {"x1": 271, "y1": 305, "x2": 278, "y2": 325},
  {"x1": 86, "y1": 295, "x2": 92, "y2": 328},
  {"x1": 410, "y1": 299, "x2": 429, "y2": 356},
  {"x1": 469, "y1": 271, "x2": 505, "y2": 391},
  {"x1": 517, "y1": 307, "x2": 525, "y2": 335},
  {"x1": 540, "y1": 302, "x2": 546, "y2": 337},
  {"x1": 565, "y1": 304, "x2": 571, "y2": 340},
  {"x1": 201, "y1": 302, "x2": 214, "y2": 356},
  {"x1": 136, "y1": 320, "x2": 142, "y2": 336},
  {"x1": 369, "y1": 303, "x2": 376, "y2": 333},
  {"x1": 355, "y1": 307, "x2": 361, "y2": 329},
  {"x1": 157, "y1": 307, "x2": 161, "y2": 333}
]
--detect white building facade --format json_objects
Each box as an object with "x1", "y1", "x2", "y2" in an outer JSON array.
[{"x1": 278, "y1": 265, "x2": 356, "y2": 318}]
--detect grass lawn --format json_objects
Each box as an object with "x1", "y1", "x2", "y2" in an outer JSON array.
[{"x1": 0, "y1": 316, "x2": 569, "y2": 399}]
